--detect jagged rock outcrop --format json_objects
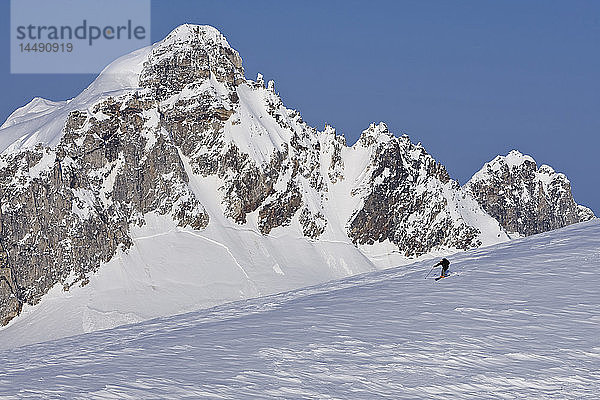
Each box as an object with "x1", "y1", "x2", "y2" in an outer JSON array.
[
  {"x1": 0, "y1": 25, "x2": 592, "y2": 327},
  {"x1": 0, "y1": 92, "x2": 210, "y2": 323},
  {"x1": 464, "y1": 150, "x2": 595, "y2": 236},
  {"x1": 348, "y1": 123, "x2": 482, "y2": 257}
]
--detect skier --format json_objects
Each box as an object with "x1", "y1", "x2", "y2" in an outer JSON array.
[{"x1": 433, "y1": 258, "x2": 450, "y2": 280}]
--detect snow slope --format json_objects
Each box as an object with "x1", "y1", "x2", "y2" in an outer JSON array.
[
  {"x1": 0, "y1": 219, "x2": 597, "y2": 399},
  {"x1": 0, "y1": 206, "x2": 375, "y2": 350},
  {"x1": 0, "y1": 133, "x2": 380, "y2": 349},
  {"x1": 0, "y1": 45, "x2": 152, "y2": 153}
]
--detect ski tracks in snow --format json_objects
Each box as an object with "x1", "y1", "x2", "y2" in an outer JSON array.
[
  {"x1": 180, "y1": 230, "x2": 256, "y2": 284},
  {"x1": 133, "y1": 227, "x2": 262, "y2": 296}
]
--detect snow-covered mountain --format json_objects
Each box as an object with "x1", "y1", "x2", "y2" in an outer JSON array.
[
  {"x1": 0, "y1": 25, "x2": 593, "y2": 338},
  {"x1": 464, "y1": 150, "x2": 595, "y2": 237},
  {"x1": 1, "y1": 219, "x2": 598, "y2": 398}
]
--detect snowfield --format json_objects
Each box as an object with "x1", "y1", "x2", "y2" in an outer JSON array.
[
  {"x1": 1, "y1": 219, "x2": 598, "y2": 398},
  {"x1": 0, "y1": 223, "x2": 598, "y2": 399}
]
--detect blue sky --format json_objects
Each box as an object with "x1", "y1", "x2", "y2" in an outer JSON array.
[{"x1": 1, "y1": 0, "x2": 598, "y2": 213}]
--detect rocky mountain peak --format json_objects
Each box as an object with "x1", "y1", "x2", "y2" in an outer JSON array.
[
  {"x1": 464, "y1": 151, "x2": 595, "y2": 236},
  {"x1": 357, "y1": 122, "x2": 393, "y2": 147},
  {"x1": 503, "y1": 149, "x2": 536, "y2": 167},
  {"x1": 140, "y1": 24, "x2": 244, "y2": 99},
  {"x1": 475, "y1": 149, "x2": 537, "y2": 178},
  {"x1": 162, "y1": 24, "x2": 229, "y2": 46}
]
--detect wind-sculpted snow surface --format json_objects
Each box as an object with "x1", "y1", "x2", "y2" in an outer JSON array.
[{"x1": 0, "y1": 220, "x2": 598, "y2": 399}]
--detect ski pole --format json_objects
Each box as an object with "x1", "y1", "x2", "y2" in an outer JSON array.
[{"x1": 424, "y1": 264, "x2": 436, "y2": 279}]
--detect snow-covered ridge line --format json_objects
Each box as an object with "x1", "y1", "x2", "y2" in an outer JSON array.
[
  {"x1": 0, "y1": 24, "x2": 592, "y2": 342},
  {"x1": 0, "y1": 45, "x2": 152, "y2": 154}
]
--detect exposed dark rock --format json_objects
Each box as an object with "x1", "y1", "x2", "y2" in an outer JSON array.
[
  {"x1": 465, "y1": 150, "x2": 595, "y2": 236},
  {"x1": 299, "y1": 208, "x2": 327, "y2": 238},
  {"x1": 0, "y1": 93, "x2": 209, "y2": 325},
  {"x1": 349, "y1": 125, "x2": 480, "y2": 257},
  {"x1": 258, "y1": 182, "x2": 303, "y2": 234}
]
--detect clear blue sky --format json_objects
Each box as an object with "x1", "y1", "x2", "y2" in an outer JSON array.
[{"x1": 1, "y1": 1, "x2": 598, "y2": 213}]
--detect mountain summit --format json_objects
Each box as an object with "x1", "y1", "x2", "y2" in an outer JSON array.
[
  {"x1": 464, "y1": 150, "x2": 594, "y2": 236},
  {"x1": 0, "y1": 25, "x2": 593, "y2": 338}
]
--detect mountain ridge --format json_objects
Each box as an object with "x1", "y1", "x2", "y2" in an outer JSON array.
[{"x1": 0, "y1": 24, "x2": 593, "y2": 335}]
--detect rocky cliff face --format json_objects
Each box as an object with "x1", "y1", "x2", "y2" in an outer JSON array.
[
  {"x1": 0, "y1": 25, "x2": 593, "y2": 327},
  {"x1": 348, "y1": 123, "x2": 482, "y2": 257},
  {"x1": 0, "y1": 94, "x2": 209, "y2": 325},
  {"x1": 464, "y1": 150, "x2": 595, "y2": 236}
]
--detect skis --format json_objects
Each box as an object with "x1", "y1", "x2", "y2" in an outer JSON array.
[{"x1": 434, "y1": 273, "x2": 456, "y2": 281}]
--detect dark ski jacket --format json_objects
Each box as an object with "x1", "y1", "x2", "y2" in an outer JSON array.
[{"x1": 434, "y1": 258, "x2": 450, "y2": 269}]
